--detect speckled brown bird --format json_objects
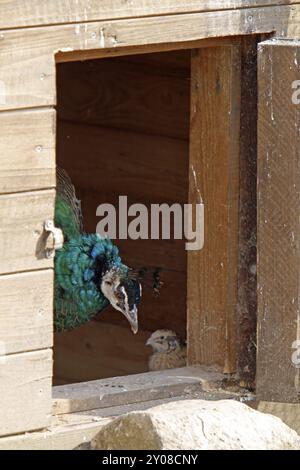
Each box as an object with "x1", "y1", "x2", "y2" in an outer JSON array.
[{"x1": 146, "y1": 329, "x2": 187, "y2": 371}]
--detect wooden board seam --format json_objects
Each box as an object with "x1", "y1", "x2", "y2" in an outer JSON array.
[
  {"x1": 0, "y1": 4, "x2": 293, "y2": 35},
  {"x1": 1, "y1": 4, "x2": 300, "y2": 111},
  {"x1": 1, "y1": 1, "x2": 300, "y2": 31}
]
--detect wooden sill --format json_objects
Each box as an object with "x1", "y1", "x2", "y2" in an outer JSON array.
[
  {"x1": 2, "y1": 397, "x2": 300, "y2": 450},
  {"x1": 52, "y1": 366, "x2": 230, "y2": 415},
  {"x1": 0, "y1": 366, "x2": 248, "y2": 450}
]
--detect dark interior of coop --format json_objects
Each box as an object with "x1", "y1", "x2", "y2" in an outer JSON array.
[{"x1": 54, "y1": 50, "x2": 191, "y2": 385}]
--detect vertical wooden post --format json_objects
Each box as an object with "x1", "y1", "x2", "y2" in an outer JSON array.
[
  {"x1": 257, "y1": 40, "x2": 300, "y2": 402},
  {"x1": 236, "y1": 36, "x2": 259, "y2": 388},
  {"x1": 187, "y1": 44, "x2": 241, "y2": 373}
]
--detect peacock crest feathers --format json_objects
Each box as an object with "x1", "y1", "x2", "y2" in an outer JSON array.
[{"x1": 55, "y1": 167, "x2": 83, "y2": 240}]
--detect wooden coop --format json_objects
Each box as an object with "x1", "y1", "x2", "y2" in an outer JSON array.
[{"x1": 0, "y1": 0, "x2": 300, "y2": 448}]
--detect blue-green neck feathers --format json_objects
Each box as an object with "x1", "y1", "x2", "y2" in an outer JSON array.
[
  {"x1": 54, "y1": 168, "x2": 129, "y2": 332},
  {"x1": 54, "y1": 232, "x2": 126, "y2": 331}
]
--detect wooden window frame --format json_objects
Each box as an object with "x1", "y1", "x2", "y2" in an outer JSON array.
[{"x1": 51, "y1": 35, "x2": 244, "y2": 407}]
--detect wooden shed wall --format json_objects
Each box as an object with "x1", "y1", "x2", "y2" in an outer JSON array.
[{"x1": 0, "y1": 1, "x2": 298, "y2": 29}]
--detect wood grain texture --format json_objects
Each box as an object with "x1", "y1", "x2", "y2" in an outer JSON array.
[
  {"x1": 0, "y1": 270, "x2": 53, "y2": 355},
  {"x1": 0, "y1": 5, "x2": 297, "y2": 111},
  {"x1": 55, "y1": 37, "x2": 243, "y2": 64},
  {"x1": 0, "y1": 190, "x2": 55, "y2": 274},
  {"x1": 57, "y1": 55, "x2": 190, "y2": 140},
  {"x1": 257, "y1": 40, "x2": 300, "y2": 402},
  {"x1": 0, "y1": 388, "x2": 240, "y2": 450},
  {"x1": 54, "y1": 322, "x2": 150, "y2": 385},
  {"x1": 0, "y1": 349, "x2": 52, "y2": 437},
  {"x1": 0, "y1": 108, "x2": 56, "y2": 193},
  {"x1": 0, "y1": 416, "x2": 110, "y2": 450},
  {"x1": 236, "y1": 36, "x2": 258, "y2": 388},
  {"x1": 52, "y1": 366, "x2": 224, "y2": 414},
  {"x1": 0, "y1": 1, "x2": 296, "y2": 29},
  {"x1": 57, "y1": 120, "x2": 189, "y2": 208},
  {"x1": 187, "y1": 45, "x2": 241, "y2": 373}
]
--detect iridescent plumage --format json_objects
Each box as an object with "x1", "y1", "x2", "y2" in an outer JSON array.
[{"x1": 54, "y1": 168, "x2": 141, "y2": 333}]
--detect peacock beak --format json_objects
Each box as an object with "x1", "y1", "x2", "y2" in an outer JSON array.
[
  {"x1": 123, "y1": 305, "x2": 138, "y2": 335},
  {"x1": 131, "y1": 321, "x2": 138, "y2": 335}
]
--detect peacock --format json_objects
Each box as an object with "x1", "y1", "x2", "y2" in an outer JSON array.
[{"x1": 54, "y1": 167, "x2": 141, "y2": 334}]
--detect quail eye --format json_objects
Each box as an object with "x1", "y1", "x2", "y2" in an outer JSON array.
[
  {"x1": 160, "y1": 336, "x2": 164, "y2": 340},
  {"x1": 105, "y1": 281, "x2": 112, "y2": 286}
]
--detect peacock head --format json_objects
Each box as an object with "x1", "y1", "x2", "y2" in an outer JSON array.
[{"x1": 100, "y1": 267, "x2": 141, "y2": 334}]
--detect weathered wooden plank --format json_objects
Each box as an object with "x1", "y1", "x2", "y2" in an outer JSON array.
[
  {"x1": 0, "y1": 1, "x2": 296, "y2": 29},
  {"x1": 54, "y1": 322, "x2": 150, "y2": 385},
  {"x1": 57, "y1": 56, "x2": 190, "y2": 140},
  {"x1": 0, "y1": 190, "x2": 55, "y2": 274},
  {"x1": 57, "y1": 121, "x2": 189, "y2": 206},
  {"x1": 257, "y1": 40, "x2": 300, "y2": 402},
  {"x1": 0, "y1": 390, "x2": 240, "y2": 449},
  {"x1": 55, "y1": 37, "x2": 243, "y2": 64},
  {"x1": 0, "y1": 5, "x2": 299, "y2": 110},
  {"x1": 0, "y1": 417, "x2": 109, "y2": 450},
  {"x1": 236, "y1": 36, "x2": 258, "y2": 388},
  {"x1": 0, "y1": 270, "x2": 53, "y2": 355},
  {"x1": 52, "y1": 366, "x2": 224, "y2": 414},
  {"x1": 0, "y1": 349, "x2": 52, "y2": 437},
  {"x1": 187, "y1": 45, "x2": 241, "y2": 373},
  {"x1": 0, "y1": 108, "x2": 56, "y2": 193}
]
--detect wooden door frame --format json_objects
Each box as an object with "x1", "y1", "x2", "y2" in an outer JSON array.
[
  {"x1": 54, "y1": 36, "x2": 245, "y2": 361},
  {"x1": 51, "y1": 35, "x2": 247, "y2": 399}
]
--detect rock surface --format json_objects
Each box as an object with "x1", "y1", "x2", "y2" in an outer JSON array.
[{"x1": 91, "y1": 399, "x2": 300, "y2": 450}]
